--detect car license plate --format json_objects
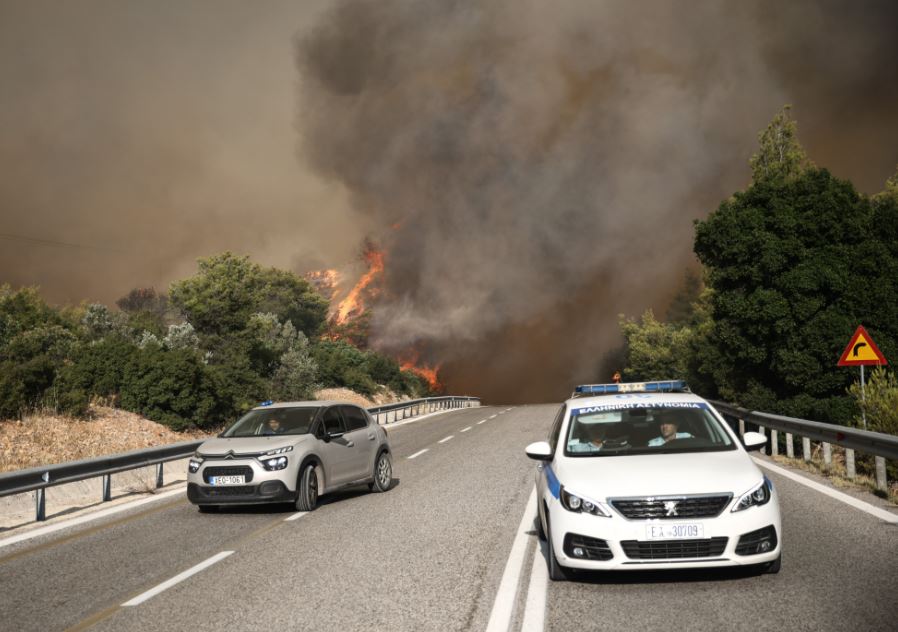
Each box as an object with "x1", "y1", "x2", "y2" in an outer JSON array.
[
  {"x1": 645, "y1": 523, "x2": 704, "y2": 540},
  {"x1": 210, "y1": 475, "x2": 245, "y2": 486}
]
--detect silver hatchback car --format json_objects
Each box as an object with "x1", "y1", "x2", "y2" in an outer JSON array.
[{"x1": 187, "y1": 401, "x2": 393, "y2": 512}]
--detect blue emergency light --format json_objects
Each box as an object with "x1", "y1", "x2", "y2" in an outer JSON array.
[{"x1": 574, "y1": 380, "x2": 689, "y2": 396}]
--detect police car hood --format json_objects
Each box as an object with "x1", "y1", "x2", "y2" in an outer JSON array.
[
  {"x1": 198, "y1": 435, "x2": 310, "y2": 456},
  {"x1": 556, "y1": 450, "x2": 762, "y2": 499}
]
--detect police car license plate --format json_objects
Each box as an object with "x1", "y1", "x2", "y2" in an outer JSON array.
[
  {"x1": 646, "y1": 523, "x2": 704, "y2": 540},
  {"x1": 210, "y1": 475, "x2": 245, "y2": 486}
]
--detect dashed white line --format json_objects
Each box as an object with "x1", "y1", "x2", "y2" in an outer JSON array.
[
  {"x1": 461, "y1": 426, "x2": 472, "y2": 433},
  {"x1": 284, "y1": 511, "x2": 308, "y2": 522},
  {"x1": 485, "y1": 488, "x2": 537, "y2": 632},
  {"x1": 407, "y1": 449, "x2": 429, "y2": 460},
  {"x1": 438, "y1": 435, "x2": 454, "y2": 444},
  {"x1": 477, "y1": 419, "x2": 488, "y2": 425},
  {"x1": 122, "y1": 551, "x2": 234, "y2": 606},
  {"x1": 489, "y1": 414, "x2": 497, "y2": 419}
]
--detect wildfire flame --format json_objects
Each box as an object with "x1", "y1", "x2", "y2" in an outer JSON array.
[
  {"x1": 334, "y1": 246, "x2": 384, "y2": 324},
  {"x1": 399, "y1": 349, "x2": 442, "y2": 392}
]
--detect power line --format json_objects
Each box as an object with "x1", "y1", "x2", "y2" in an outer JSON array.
[{"x1": 0, "y1": 232, "x2": 124, "y2": 253}]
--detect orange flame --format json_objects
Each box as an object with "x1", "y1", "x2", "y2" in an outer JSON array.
[
  {"x1": 334, "y1": 247, "x2": 384, "y2": 325},
  {"x1": 399, "y1": 350, "x2": 442, "y2": 391}
]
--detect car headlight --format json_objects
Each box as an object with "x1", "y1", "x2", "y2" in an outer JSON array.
[
  {"x1": 188, "y1": 459, "x2": 203, "y2": 473},
  {"x1": 262, "y1": 456, "x2": 289, "y2": 471},
  {"x1": 560, "y1": 487, "x2": 611, "y2": 518},
  {"x1": 263, "y1": 446, "x2": 294, "y2": 456},
  {"x1": 732, "y1": 477, "x2": 772, "y2": 512}
]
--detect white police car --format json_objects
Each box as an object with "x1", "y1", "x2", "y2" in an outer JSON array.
[{"x1": 525, "y1": 381, "x2": 781, "y2": 580}]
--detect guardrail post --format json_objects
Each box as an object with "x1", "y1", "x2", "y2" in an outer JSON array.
[
  {"x1": 770, "y1": 430, "x2": 778, "y2": 456},
  {"x1": 846, "y1": 449, "x2": 856, "y2": 479},
  {"x1": 35, "y1": 488, "x2": 46, "y2": 522},
  {"x1": 156, "y1": 463, "x2": 164, "y2": 489},
  {"x1": 786, "y1": 433, "x2": 794, "y2": 458},
  {"x1": 738, "y1": 419, "x2": 745, "y2": 437},
  {"x1": 802, "y1": 437, "x2": 811, "y2": 462},
  {"x1": 875, "y1": 457, "x2": 887, "y2": 491},
  {"x1": 758, "y1": 426, "x2": 766, "y2": 455},
  {"x1": 102, "y1": 474, "x2": 112, "y2": 501},
  {"x1": 822, "y1": 443, "x2": 832, "y2": 469}
]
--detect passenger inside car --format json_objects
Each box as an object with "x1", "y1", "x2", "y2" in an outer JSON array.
[{"x1": 647, "y1": 411, "x2": 693, "y2": 446}]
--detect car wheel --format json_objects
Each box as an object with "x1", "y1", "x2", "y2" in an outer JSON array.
[
  {"x1": 546, "y1": 515, "x2": 571, "y2": 581},
  {"x1": 368, "y1": 451, "x2": 393, "y2": 493},
  {"x1": 198, "y1": 504, "x2": 219, "y2": 513},
  {"x1": 535, "y1": 503, "x2": 546, "y2": 541},
  {"x1": 763, "y1": 554, "x2": 782, "y2": 574},
  {"x1": 295, "y1": 463, "x2": 319, "y2": 512}
]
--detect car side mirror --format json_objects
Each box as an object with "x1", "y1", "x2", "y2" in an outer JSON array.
[
  {"x1": 525, "y1": 441, "x2": 553, "y2": 461},
  {"x1": 742, "y1": 431, "x2": 767, "y2": 452}
]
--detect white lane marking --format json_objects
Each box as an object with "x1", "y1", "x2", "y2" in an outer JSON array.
[
  {"x1": 477, "y1": 419, "x2": 488, "y2": 425},
  {"x1": 438, "y1": 435, "x2": 454, "y2": 444},
  {"x1": 122, "y1": 551, "x2": 234, "y2": 606},
  {"x1": 284, "y1": 512, "x2": 308, "y2": 522},
  {"x1": 0, "y1": 486, "x2": 187, "y2": 550},
  {"x1": 407, "y1": 449, "x2": 429, "y2": 460},
  {"x1": 485, "y1": 488, "x2": 537, "y2": 632},
  {"x1": 489, "y1": 414, "x2": 497, "y2": 419},
  {"x1": 461, "y1": 426, "x2": 472, "y2": 433},
  {"x1": 753, "y1": 457, "x2": 898, "y2": 524},
  {"x1": 521, "y1": 540, "x2": 548, "y2": 632}
]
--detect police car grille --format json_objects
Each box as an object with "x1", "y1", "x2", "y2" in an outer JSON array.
[
  {"x1": 610, "y1": 495, "x2": 731, "y2": 519},
  {"x1": 621, "y1": 537, "x2": 728, "y2": 560},
  {"x1": 203, "y1": 466, "x2": 254, "y2": 483},
  {"x1": 563, "y1": 533, "x2": 613, "y2": 561}
]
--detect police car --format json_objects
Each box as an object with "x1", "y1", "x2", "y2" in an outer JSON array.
[{"x1": 525, "y1": 381, "x2": 781, "y2": 579}]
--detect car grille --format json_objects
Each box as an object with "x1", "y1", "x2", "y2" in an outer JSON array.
[
  {"x1": 621, "y1": 537, "x2": 728, "y2": 560},
  {"x1": 735, "y1": 526, "x2": 778, "y2": 556},
  {"x1": 202, "y1": 485, "x2": 256, "y2": 497},
  {"x1": 610, "y1": 494, "x2": 732, "y2": 519},
  {"x1": 563, "y1": 533, "x2": 613, "y2": 561},
  {"x1": 203, "y1": 466, "x2": 254, "y2": 484}
]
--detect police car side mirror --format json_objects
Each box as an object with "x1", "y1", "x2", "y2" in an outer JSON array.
[
  {"x1": 742, "y1": 431, "x2": 767, "y2": 452},
  {"x1": 525, "y1": 441, "x2": 553, "y2": 461}
]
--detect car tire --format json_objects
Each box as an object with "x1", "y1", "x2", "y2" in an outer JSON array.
[
  {"x1": 198, "y1": 504, "x2": 219, "y2": 513},
  {"x1": 535, "y1": 503, "x2": 547, "y2": 541},
  {"x1": 368, "y1": 451, "x2": 393, "y2": 493},
  {"x1": 764, "y1": 554, "x2": 782, "y2": 574},
  {"x1": 546, "y1": 515, "x2": 571, "y2": 581},
  {"x1": 295, "y1": 463, "x2": 318, "y2": 512}
]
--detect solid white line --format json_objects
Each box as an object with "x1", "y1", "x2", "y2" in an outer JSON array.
[
  {"x1": 0, "y1": 486, "x2": 187, "y2": 550},
  {"x1": 753, "y1": 457, "x2": 898, "y2": 524},
  {"x1": 407, "y1": 449, "x2": 429, "y2": 460},
  {"x1": 477, "y1": 420, "x2": 488, "y2": 425},
  {"x1": 122, "y1": 551, "x2": 234, "y2": 606},
  {"x1": 520, "y1": 541, "x2": 548, "y2": 632},
  {"x1": 485, "y1": 488, "x2": 537, "y2": 632},
  {"x1": 284, "y1": 511, "x2": 308, "y2": 522},
  {"x1": 461, "y1": 426, "x2": 472, "y2": 433},
  {"x1": 438, "y1": 435, "x2": 454, "y2": 444}
]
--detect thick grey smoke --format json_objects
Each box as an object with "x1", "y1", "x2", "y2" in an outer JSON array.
[{"x1": 296, "y1": 0, "x2": 898, "y2": 402}]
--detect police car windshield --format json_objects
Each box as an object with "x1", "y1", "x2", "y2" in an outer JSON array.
[
  {"x1": 222, "y1": 407, "x2": 318, "y2": 438},
  {"x1": 564, "y1": 404, "x2": 735, "y2": 457}
]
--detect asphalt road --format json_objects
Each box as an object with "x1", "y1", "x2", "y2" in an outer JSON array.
[{"x1": 1, "y1": 405, "x2": 896, "y2": 632}]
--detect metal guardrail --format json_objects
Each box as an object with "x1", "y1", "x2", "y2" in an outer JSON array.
[
  {"x1": 710, "y1": 399, "x2": 896, "y2": 491},
  {"x1": 0, "y1": 395, "x2": 480, "y2": 522}
]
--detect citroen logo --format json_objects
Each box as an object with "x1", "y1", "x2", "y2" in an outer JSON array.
[{"x1": 663, "y1": 500, "x2": 679, "y2": 517}]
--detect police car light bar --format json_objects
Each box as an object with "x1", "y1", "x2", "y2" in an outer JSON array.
[{"x1": 574, "y1": 380, "x2": 689, "y2": 396}]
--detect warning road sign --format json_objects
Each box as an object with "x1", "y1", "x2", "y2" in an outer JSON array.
[{"x1": 837, "y1": 325, "x2": 888, "y2": 366}]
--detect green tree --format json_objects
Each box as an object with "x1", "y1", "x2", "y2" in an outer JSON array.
[
  {"x1": 694, "y1": 112, "x2": 898, "y2": 422},
  {"x1": 619, "y1": 310, "x2": 693, "y2": 382},
  {"x1": 170, "y1": 253, "x2": 328, "y2": 337},
  {"x1": 749, "y1": 105, "x2": 812, "y2": 183},
  {"x1": 848, "y1": 368, "x2": 898, "y2": 435}
]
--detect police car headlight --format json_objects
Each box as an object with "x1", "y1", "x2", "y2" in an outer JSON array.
[
  {"x1": 188, "y1": 459, "x2": 203, "y2": 473},
  {"x1": 561, "y1": 487, "x2": 611, "y2": 518},
  {"x1": 262, "y1": 456, "x2": 289, "y2": 471},
  {"x1": 732, "y1": 477, "x2": 772, "y2": 512}
]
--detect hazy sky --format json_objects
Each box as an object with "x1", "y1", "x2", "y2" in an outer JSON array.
[{"x1": 2, "y1": 1, "x2": 897, "y2": 402}]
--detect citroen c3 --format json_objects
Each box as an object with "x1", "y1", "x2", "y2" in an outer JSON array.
[
  {"x1": 525, "y1": 381, "x2": 782, "y2": 579},
  {"x1": 187, "y1": 401, "x2": 393, "y2": 512}
]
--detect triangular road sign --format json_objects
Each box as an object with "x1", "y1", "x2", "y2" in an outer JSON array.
[{"x1": 837, "y1": 325, "x2": 888, "y2": 366}]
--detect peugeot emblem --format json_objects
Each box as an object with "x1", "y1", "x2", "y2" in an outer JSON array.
[{"x1": 663, "y1": 500, "x2": 679, "y2": 517}]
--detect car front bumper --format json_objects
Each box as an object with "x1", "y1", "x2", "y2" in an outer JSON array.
[{"x1": 186, "y1": 457, "x2": 299, "y2": 506}]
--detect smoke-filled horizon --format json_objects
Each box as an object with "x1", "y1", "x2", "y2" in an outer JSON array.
[
  {"x1": 296, "y1": 0, "x2": 898, "y2": 402},
  {"x1": 2, "y1": 1, "x2": 897, "y2": 403}
]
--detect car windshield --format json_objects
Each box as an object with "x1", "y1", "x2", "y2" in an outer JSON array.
[
  {"x1": 221, "y1": 407, "x2": 319, "y2": 438},
  {"x1": 564, "y1": 403, "x2": 735, "y2": 457}
]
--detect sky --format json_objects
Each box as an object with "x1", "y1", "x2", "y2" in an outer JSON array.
[{"x1": 2, "y1": 0, "x2": 897, "y2": 403}]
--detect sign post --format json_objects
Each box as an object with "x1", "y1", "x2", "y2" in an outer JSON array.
[{"x1": 837, "y1": 325, "x2": 888, "y2": 430}]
